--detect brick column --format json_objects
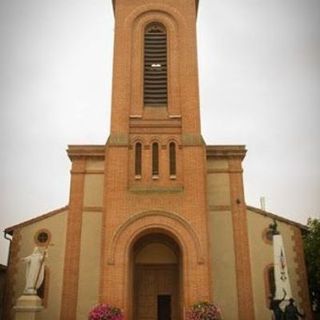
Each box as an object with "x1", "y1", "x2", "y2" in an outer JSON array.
[
  {"x1": 60, "y1": 158, "x2": 86, "y2": 320},
  {"x1": 292, "y1": 226, "x2": 314, "y2": 320},
  {"x1": 229, "y1": 158, "x2": 255, "y2": 320}
]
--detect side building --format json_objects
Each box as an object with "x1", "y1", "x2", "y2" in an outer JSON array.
[{"x1": 3, "y1": 145, "x2": 312, "y2": 320}]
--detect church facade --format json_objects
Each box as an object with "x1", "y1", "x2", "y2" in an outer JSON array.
[{"x1": 3, "y1": 0, "x2": 313, "y2": 319}]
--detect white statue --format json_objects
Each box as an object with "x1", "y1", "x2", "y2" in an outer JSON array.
[{"x1": 22, "y1": 247, "x2": 45, "y2": 295}]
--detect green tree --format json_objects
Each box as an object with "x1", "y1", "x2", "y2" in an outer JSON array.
[{"x1": 303, "y1": 218, "x2": 320, "y2": 313}]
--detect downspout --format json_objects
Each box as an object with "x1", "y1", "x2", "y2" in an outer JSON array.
[
  {"x1": 4, "y1": 231, "x2": 12, "y2": 266},
  {"x1": 2, "y1": 231, "x2": 12, "y2": 319}
]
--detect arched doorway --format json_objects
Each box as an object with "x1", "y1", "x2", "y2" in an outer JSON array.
[{"x1": 132, "y1": 232, "x2": 182, "y2": 320}]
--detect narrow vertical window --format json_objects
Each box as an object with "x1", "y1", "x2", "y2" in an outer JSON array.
[
  {"x1": 144, "y1": 23, "x2": 167, "y2": 106},
  {"x1": 169, "y1": 142, "x2": 176, "y2": 176},
  {"x1": 37, "y1": 267, "x2": 49, "y2": 307},
  {"x1": 135, "y1": 143, "x2": 142, "y2": 176},
  {"x1": 268, "y1": 266, "x2": 276, "y2": 297},
  {"x1": 152, "y1": 143, "x2": 159, "y2": 176}
]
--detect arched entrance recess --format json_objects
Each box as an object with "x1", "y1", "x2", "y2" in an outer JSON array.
[
  {"x1": 132, "y1": 232, "x2": 182, "y2": 320},
  {"x1": 102, "y1": 211, "x2": 211, "y2": 319}
]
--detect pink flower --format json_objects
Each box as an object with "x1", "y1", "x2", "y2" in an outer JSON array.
[
  {"x1": 186, "y1": 301, "x2": 222, "y2": 320},
  {"x1": 88, "y1": 304, "x2": 124, "y2": 320}
]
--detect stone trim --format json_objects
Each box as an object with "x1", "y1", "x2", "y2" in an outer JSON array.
[
  {"x1": 207, "y1": 168, "x2": 243, "y2": 174},
  {"x1": 83, "y1": 206, "x2": 103, "y2": 212},
  {"x1": 209, "y1": 205, "x2": 231, "y2": 212},
  {"x1": 129, "y1": 186, "x2": 183, "y2": 194},
  {"x1": 84, "y1": 169, "x2": 104, "y2": 175},
  {"x1": 107, "y1": 134, "x2": 129, "y2": 146}
]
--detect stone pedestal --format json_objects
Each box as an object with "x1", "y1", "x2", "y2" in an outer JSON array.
[{"x1": 14, "y1": 295, "x2": 43, "y2": 320}]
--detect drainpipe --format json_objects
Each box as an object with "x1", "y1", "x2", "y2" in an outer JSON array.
[
  {"x1": 2, "y1": 231, "x2": 12, "y2": 319},
  {"x1": 3, "y1": 231, "x2": 12, "y2": 266}
]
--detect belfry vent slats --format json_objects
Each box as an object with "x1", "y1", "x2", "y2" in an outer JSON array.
[{"x1": 144, "y1": 23, "x2": 167, "y2": 106}]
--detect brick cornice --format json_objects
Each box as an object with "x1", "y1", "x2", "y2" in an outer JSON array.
[
  {"x1": 206, "y1": 145, "x2": 247, "y2": 160},
  {"x1": 67, "y1": 145, "x2": 105, "y2": 160}
]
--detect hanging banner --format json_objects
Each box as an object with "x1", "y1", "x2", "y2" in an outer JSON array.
[{"x1": 273, "y1": 234, "x2": 292, "y2": 300}]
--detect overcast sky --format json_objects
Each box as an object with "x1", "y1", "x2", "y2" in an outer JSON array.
[{"x1": 0, "y1": 0, "x2": 319, "y2": 265}]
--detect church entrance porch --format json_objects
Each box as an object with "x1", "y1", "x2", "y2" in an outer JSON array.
[{"x1": 132, "y1": 233, "x2": 181, "y2": 320}]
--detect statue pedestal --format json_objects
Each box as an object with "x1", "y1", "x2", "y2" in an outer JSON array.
[{"x1": 14, "y1": 294, "x2": 43, "y2": 320}]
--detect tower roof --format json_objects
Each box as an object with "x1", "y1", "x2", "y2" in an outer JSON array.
[{"x1": 111, "y1": 0, "x2": 199, "y2": 15}]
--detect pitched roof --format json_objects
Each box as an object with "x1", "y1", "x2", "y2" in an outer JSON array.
[
  {"x1": 4, "y1": 206, "x2": 68, "y2": 235},
  {"x1": 247, "y1": 205, "x2": 307, "y2": 230},
  {"x1": 4, "y1": 204, "x2": 307, "y2": 235}
]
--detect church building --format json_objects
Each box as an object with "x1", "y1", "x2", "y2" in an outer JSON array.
[{"x1": 3, "y1": 0, "x2": 313, "y2": 319}]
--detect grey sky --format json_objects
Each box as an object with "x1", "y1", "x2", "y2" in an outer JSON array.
[{"x1": 0, "y1": 0, "x2": 319, "y2": 265}]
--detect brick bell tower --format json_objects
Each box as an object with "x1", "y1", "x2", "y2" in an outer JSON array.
[{"x1": 101, "y1": 0, "x2": 211, "y2": 318}]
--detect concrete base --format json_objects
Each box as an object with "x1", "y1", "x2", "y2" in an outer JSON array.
[{"x1": 14, "y1": 295, "x2": 43, "y2": 320}]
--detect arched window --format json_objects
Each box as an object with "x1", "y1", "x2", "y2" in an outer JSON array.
[
  {"x1": 268, "y1": 265, "x2": 276, "y2": 297},
  {"x1": 37, "y1": 266, "x2": 49, "y2": 307},
  {"x1": 169, "y1": 142, "x2": 176, "y2": 176},
  {"x1": 152, "y1": 143, "x2": 159, "y2": 176},
  {"x1": 265, "y1": 264, "x2": 276, "y2": 304},
  {"x1": 144, "y1": 23, "x2": 167, "y2": 106},
  {"x1": 135, "y1": 143, "x2": 142, "y2": 176}
]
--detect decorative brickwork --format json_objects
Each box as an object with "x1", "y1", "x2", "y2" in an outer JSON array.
[{"x1": 291, "y1": 226, "x2": 313, "y2": 319}]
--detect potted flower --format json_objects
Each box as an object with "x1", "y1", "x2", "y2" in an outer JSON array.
[
  {"x1": 88, "y1": 303, "x2": 124, "y2": 320},
  {"x1": 186, "y1": 301, "x2": 222, "y2": 320}
]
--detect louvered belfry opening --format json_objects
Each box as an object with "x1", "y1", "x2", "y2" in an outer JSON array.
[{"x1": 144, "y1": 23, "x2": 167, "y2": 106}]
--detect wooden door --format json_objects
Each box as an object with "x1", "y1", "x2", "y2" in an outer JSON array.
[{"x1": 134, "y1": 264, "x2": 179, "y2": 320}]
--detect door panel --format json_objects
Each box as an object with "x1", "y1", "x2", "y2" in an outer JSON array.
[{"x1": 134, "y1": 264, "x2": 179, "y2": 320}]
